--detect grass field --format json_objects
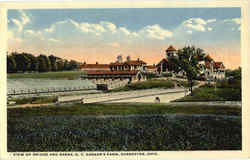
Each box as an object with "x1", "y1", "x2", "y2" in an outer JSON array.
[
  {"x1": 8, "y1": 114, "x2": 241, "y2": 151},
  {"x1": 7, "y1": 71, "x2": 86, "y2": 79},
  {"x1": 8, "y1": 96, "x2": 58, "y2": 105},
  {"x1": 8, "y1": 103, "x2": 241, "y2": 118},
  {"x1": 7, "y1": 103, "x2": 241, "y2": 151},
  {"x1": 111, "y1": 80, "x2": 175, "y2": 92},
  {"x1": 175, "y1": 85, "x2": 241, "y2": 102}
]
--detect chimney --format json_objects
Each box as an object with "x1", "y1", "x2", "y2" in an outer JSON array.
[
  {"x1": 137, "y1": 58, "x2": 140, "y2": 62},
  {"x1": 83, "y1": 61, "x2": 86, "y2": 64},
  {"x1": 96, "y1": 61, "x2": 98, "y2": 64},
  {"x1": 126, "y1": 56, "x2": 131, "y2": 62},
  {"x1": 117, "y1": 55, "x2": 123, "y2": 63}
]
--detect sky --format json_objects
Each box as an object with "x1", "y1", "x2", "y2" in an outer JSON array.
[{"x1": 8, "y1": 8, "x2": 241, "y2": 69}]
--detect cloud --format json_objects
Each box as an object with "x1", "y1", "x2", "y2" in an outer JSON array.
[
  {"x1": 11, "y1": 10, "x2": 31, "y2": 32},
  {"x1": 19, "y1": 10, "x2": 30, "y2": 25},
  {"x1": 100, "y1": 21, "x2": 117, "y2": 33},
  {"x1": 223, "y1": 18, "x2": 241, "y2": 32},
  {"x1": 182, "y1": 18, "x2": 217, "y2": 32},
  {"x1": 24, "y1": 29, "x2": 35, "y2": 35},
  {"x1": 224, "y1": 18, "x2": 241, "y2": 25},
  {"x1": 139, "y1": 24, "x2": 173, "y2": 40},
  {"x1": 119, "y1": 27, "x2": 130, "y2": 35},
  {"x1": 11, "y1": 18, "x2": 23, "y2": 32},
  {"x1": 48, "y1": 38, "x2": 60, "y2": 43},
  {"x1": 207, "y1": 19, "x2": 216, "y2": 23}
]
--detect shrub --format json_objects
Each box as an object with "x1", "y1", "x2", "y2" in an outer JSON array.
[
  {"x1": 111, "y1": 80, "x2": 175, "y2": 92},
  {"x1": 162, "y1": 73, "x2": 172, "y2": 77}
]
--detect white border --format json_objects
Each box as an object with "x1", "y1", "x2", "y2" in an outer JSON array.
[{"x1": 0, "y1": 1, "x2": 249, "y2": 159}]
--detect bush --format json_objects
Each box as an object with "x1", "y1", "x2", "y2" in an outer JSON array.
[
  {"x1": 112, "y1": 80, "x2": 175, "y2": 92},
  {"x1": 162, "y1": 73, "x2": 172, "y2": 77}
]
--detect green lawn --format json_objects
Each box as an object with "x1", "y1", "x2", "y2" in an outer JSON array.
[
  {"x1": 8, "y1": 103, "x2": 241, "y2": 151},
  {"x1": 7, "y1": 71, "x2": 86, "y2": 79},
  {"x1": 8, "y1": 96, "x2": 58, "y2": 105},
  {"x1": 175, "y1": 85, "x2": 241, "y2": 102},
  {"x1": 8, "y1": 103, "x2": 241, "y2": 118},
  {"x1": 111, "y1": 80, "x2": 175, "y2": 92}
]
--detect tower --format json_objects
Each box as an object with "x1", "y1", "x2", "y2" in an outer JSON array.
[{"x1": 166, "y1": 45, "x2": 177, "y2": 58}]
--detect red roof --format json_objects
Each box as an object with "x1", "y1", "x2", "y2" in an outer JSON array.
[
  {"x1": 205, "y1": 55, "x2": 213, "y2": 61},
  {"x1": 109, "y1": 62, "x2": 124, "y2": 66},
  {"x1": 205, "y1": 61, "x2": 212, "y2": 68},
  {"x1": 157, "y1": 58, "x2": 168, "y2": 66},
  {"x1": 166, "y1": 45, "x2": 176, "y2": 52},
  {"x1": 214, "y1": 62, "x2": 224, "y2": 69},
  {"x1": 80, "y1": 64, "x2": 110, "y2": 69},
  {"x1": 87, "y1": 70, "x2": 139, "y2": 75},
  {"x1": 205, "y1": 61, "x2": 224, "y2": 69}
]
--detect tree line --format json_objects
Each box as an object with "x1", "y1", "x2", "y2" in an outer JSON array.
[{"x1": 7, "y1": 52, "x2": 81, "y2": 73}]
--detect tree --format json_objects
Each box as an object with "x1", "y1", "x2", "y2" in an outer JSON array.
[
  {"x1": 7, "y1": 56, "x2": 16, "y2": 73},
  {"x1": 68, "y1": 60, "x2": 80, "y2": 70},
  {"x1": 14, "y1": 53, "x2": 31, "y2": 72},
  {"x1": 56, "y1": 60, "x2": 65, "y2": 71},
  {"x1": 169, "y1": 46, "x2": 206, "y2": 95},
  {"x1": 23, "y1": 53, "x2": 39, "y2": 72},
  {"x1": 37, "y1": 55, "x2": 47, "y2": 72},
  {"x1": 38, "y1": 54, "x2": 51, "y2": 72},
  {"x1": 63, "y1": 60, "x2": 70, "y2": 70},
  {"x1": 49, "y1": 55, "x2": 58, "y2": 71}
]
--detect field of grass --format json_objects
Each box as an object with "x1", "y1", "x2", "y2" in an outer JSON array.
[
  {"x1": 8, "y1": 114, "x2": 241, "y2": 151},
  {"x1": 8, "y1": 103, "x2": 241, "y2": 118},
  {"x1": 175, "y1": 85, "x2": 241, "y2": 102},
  {"x1": 111, "y1": 80, "x2": 175, "y2": 92},
  {"x1": 8, "y1": 96, "x2": 58, "y2": 105},
  {"x1": 7, "y1": 71, "x2": 86, "y2": 79},
  {"x1": 7, "y1": 103, "x2": 241, "y2": 151}
]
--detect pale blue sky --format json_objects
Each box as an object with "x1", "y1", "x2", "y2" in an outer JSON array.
[{"x1": 8, "y1": 8, "x2": 241, "y2": 68}]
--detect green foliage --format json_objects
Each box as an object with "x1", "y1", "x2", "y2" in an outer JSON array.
[
  {"x1": 176, "y1": 82, "x2": 241, "y2": 102},
  {"x1": 161, "y1": 72, "x2": 172, "y2": 77},
  {"x1": 8, "y1": 108, "x2": 241, "y2": 151},
  {"x1": 7, "y1": 56, "x2": 16, "y2": 73},
  {"x1": 8, "y1": 103, "x2": 241, "y2": 117},
  {"x1": 15, "y1": 53, "x2": 31, "y2": 72},
  {"x1": 226, "y1": 67, "x2": 241, "y2": 80},
  {"x1": 10, "y1": 96, "x2": 58, "y2": 105},
  {"x1": 7, "y1": 52, "x2": 81, "y2": 73},
  {"x1": 168, "y1": 46, "x2": 206, "y2": 95},
  {"x1": 111, "y1": 80, "x2": 175, "y2": 92},
  {"x1": 38, "y1": 55, "x2": 47, "y2": 72}
]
